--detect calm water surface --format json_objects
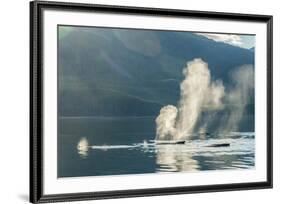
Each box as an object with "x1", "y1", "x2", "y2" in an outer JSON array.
[{"x1": 58, "y1": 117, "x2": 255, "y2": 178}]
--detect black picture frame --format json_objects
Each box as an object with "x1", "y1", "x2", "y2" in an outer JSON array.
[{"x1": 30, "y1": 1, "x2": 273, "y2": 203}]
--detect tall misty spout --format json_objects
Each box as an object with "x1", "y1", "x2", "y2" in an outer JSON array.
[
  {"x1": 221, "y1": 65, "x2": 254, "y2": 132},
  {"x1": 155, "y1": 58, "x2": 225, "y2": 141}
]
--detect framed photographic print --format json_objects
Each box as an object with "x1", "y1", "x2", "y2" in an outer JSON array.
[{"x1": 30, "y1": 0, "x2": 273, "y2": 203}]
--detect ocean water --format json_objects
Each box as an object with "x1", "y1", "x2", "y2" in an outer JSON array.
[{"x1": 58, "y1": 117, "x2": 255, "y2": 178}]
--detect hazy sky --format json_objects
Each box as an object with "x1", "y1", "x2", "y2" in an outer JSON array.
[{"x1": 195, "y1": 32, "x2": 255, "y2": 49}]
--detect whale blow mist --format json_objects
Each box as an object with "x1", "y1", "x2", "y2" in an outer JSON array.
[{"x1": 155, "y1": 58, "x2": 225, "y2": 141}]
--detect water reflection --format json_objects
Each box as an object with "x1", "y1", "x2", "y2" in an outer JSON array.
[
  {"x1": 60, "y1": 115, "x2": 255, "y2": 177},
  {"x1": 75, "y1": 132, "x2": 254, "y2": 174},
  {"x1": 155, "y1": 144, "x2": 199, "y2": 172}
]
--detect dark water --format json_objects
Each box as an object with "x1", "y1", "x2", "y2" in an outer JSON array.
[{"x1": 58, "y1": 117, "x2": 255, "y2": 178}]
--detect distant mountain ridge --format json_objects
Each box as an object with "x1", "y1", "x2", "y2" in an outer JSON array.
[{"x1": 58, "y1": 27, "x2": 255, "y2": 124}]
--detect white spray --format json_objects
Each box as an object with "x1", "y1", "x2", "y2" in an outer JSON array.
[
  {"x1": 156, "y1": 58, "x2": 225, "y2": 141},
  {"x1": 77, "y1": 137, "x2": 89, "y2": 157}
]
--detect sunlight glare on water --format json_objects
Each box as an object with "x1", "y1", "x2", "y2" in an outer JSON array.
[{"x1": 76, "y1": 132, "x2": 255, "y2": 174}]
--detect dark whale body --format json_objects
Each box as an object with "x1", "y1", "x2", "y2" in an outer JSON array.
[
  {"x1": 206, "y1": 143, "x2": 230, "y2": 147},
  {"x1": 156, "y1": 141, "x2": 230, "y2": 147},
  {"x1": 156, "y1": 140, "x2": 186, "y2": 145}
]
